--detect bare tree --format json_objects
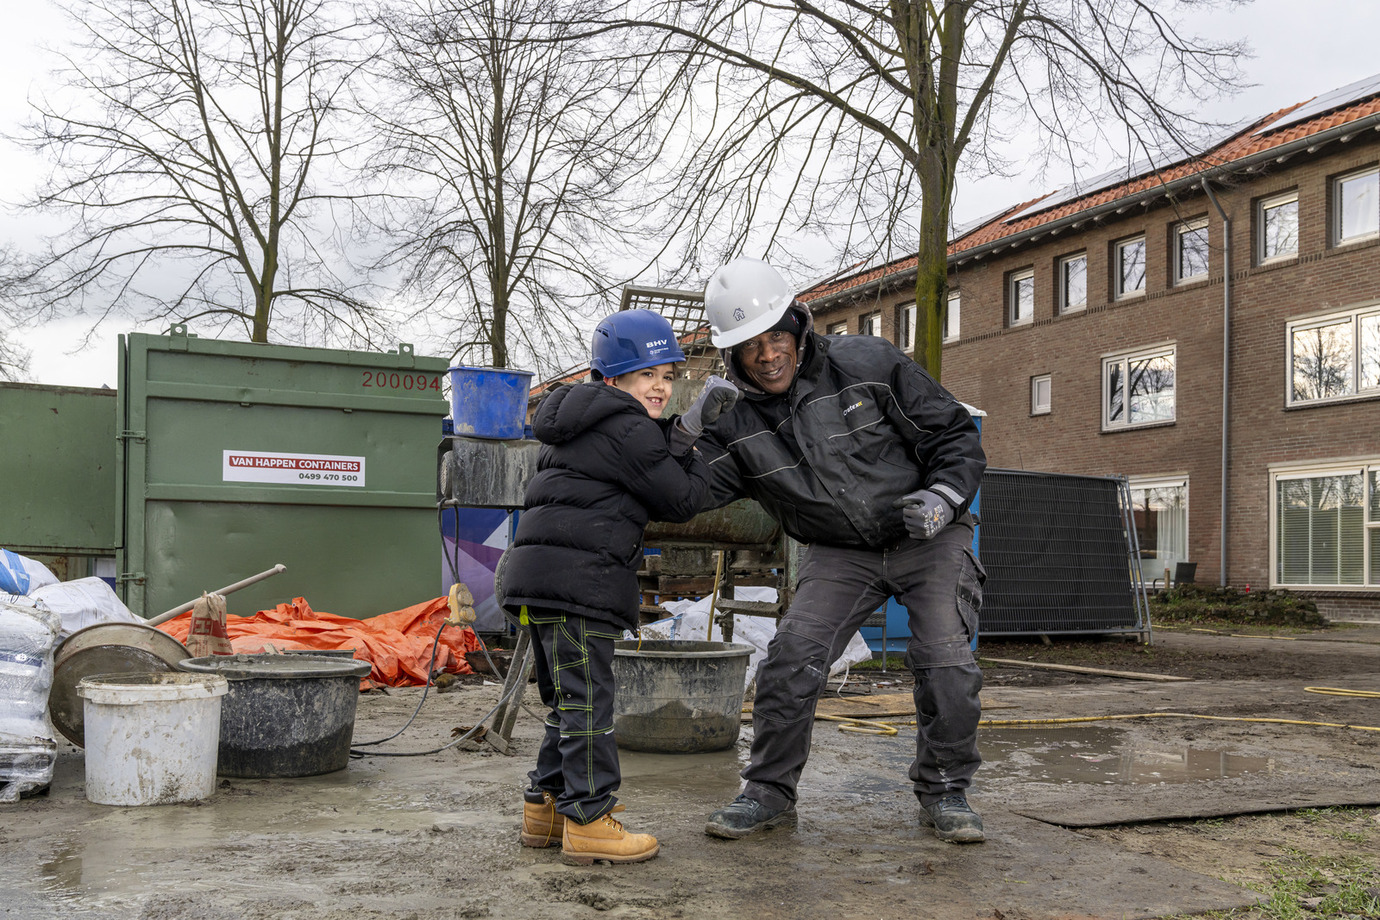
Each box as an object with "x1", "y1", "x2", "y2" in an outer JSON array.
[
  {"x1": 594, "y1": 0, "x2": 1247, "y2": 378},
  {"x1": 5, "y1": 0, "x2": 383, "y2": 346},
  {"x1": 0, "y1": 321, "x2": 30, "y2": 383},
  {"x1": 367, "y1": 0, "x2": 679, "y2": 374}
]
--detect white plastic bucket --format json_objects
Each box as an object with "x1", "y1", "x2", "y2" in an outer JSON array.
[{"x1": 76, "y1": 672, "x2": 228, "y2": 806}]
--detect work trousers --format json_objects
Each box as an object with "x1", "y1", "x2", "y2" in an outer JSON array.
[
  {"x1": 525, "y1": 608, "x2": 623, "y2": 824},
  {"x1": 741, "y1": 518, "x2": 985, "y2": 811}
]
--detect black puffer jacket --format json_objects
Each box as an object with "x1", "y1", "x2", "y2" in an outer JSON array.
[
  {"x1": 699, "y1": 321, "x2": 985, "y2": 549},
  {"x1": 500, "y1": 382, "x2": 710, "y2": 632}
]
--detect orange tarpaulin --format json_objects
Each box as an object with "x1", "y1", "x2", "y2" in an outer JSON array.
[{"x1": 157, "y1": 596, "x2": 483, "y2": 689}]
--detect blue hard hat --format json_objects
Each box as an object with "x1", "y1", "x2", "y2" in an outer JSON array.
[{"x1": 590, "y1": 309, "x2": 686, "y2": 378}]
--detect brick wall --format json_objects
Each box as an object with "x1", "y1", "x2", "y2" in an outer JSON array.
[{"x1": 810, "y1": 135, "x2": 1380, "y2": 617}]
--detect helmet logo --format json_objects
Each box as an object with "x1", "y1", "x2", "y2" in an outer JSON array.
[
  {"x1": 733, "y1": 307, "x2": 746, "y2": 322},
  {"x1": 646, "y1": 339, "x2": 668, "y2": 347}
]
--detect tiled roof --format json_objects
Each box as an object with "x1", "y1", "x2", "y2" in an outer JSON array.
[{"x1": 801, "y1": 77, "x2": 1380, "y2": 304}]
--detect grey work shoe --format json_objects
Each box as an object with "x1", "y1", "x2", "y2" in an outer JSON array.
[
  {"x1": 919, "y1": 794, "x2": 985, "y2": 843},
  {"x1": 705, "y1": 794, "x2": 797, "y2": 839}
]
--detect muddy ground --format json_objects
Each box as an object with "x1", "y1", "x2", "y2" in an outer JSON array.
[{"x1": 2, "y1": 622, "x2": 1378, "y2": 920}]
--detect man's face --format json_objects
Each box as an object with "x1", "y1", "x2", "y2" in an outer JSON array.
[{"x1": 737, "y1": 328, "x2": 798, "y2": 395}]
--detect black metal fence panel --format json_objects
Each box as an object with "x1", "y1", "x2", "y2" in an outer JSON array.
[{"x1": 978, "y1": 469, "x2": 1148, "y2": 637}]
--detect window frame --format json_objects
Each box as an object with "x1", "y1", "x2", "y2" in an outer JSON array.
[
  {"x1": 1257, "y1": 190, "x2": 1300, "y2": 265},
  {"x1": 1269, "y1": 460, "x2": 1380, "y2": 589},
  {"x1": 1008, "y1": 268, "x2": 1035, "y2": 326},
  {"x1": 1057, "y1": 251, "x2": 1087, "y2": 313},
  {"x1": 826, "y1": 321, "x2": 848, "y2": 336},
  {"x1": 944, "y1": 291, "x2": 960, "y2": 342},
  {"x1": 1285, "y1": 302, "x2": 1380, "y2": 406},
  {"x1": 1113, "y1": 235, "x2": 1146, "y2": 300},
  {"x1": 1173, "y1": 217, "x2": 1210, "y2": 286},
  {"x1": 1333, "y1": 164, "x2": 1380, "y2": 247},
  {"x1": 861, "y1": 311, "x2": 882, "y2": 338},
  {"x1": 1101, "y1": 343, "x2": 1177, "y2": 431},
  {"x1": 899, "y1": 302, "x2": 917, "y2": 351},
  {"x1": 1127, "y1": 475, "x2": 1190, "y2": 580},
  {"x1": 1030, "y1": 374, "x2": 1051, "y2": 415}
]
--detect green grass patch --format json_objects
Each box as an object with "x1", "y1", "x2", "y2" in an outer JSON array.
[{"x1": 1248, "y1": 849, "x2": 1380, "y2": 920}]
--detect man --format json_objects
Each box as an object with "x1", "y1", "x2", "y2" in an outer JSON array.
[{"x1": 694, "y1": 257, "x2": 988, "y2": 844}]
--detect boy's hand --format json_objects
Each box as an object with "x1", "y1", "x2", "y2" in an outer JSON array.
[
  {"x1": 893, "y1": 489, "x2": 953, "y2": 540},
  {"x1": 677, "y1": 376, "x2": 742, "y2": 437}
]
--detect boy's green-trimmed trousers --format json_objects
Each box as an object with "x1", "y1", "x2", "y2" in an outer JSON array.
[{"x1": 524, "y1": 608, "x2": 624, "y2": 824}]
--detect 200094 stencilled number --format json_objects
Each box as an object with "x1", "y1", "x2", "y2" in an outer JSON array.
[{"x1": 362, "y1": 371, "x2": 441, "y2": 391}]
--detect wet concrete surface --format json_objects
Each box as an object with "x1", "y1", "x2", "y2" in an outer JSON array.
[{"x1": 3, "y1": 626, "x2": 1379, "y2": 919}]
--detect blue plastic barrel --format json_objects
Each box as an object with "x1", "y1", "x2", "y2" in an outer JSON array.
[{"x1": 448, "y1": 366, "x2": 535, "y2": 440}]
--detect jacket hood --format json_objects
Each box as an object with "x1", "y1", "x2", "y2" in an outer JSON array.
[
  {"x1": 720, "y1": 301, "x2": 827, "y2": 396},
  {"x1": 531, "y1": 381, "x2": 642, "y2": 445}
]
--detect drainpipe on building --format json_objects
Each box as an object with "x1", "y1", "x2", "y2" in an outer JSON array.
[{"x1": 1202, "y1": 178, "x2": 1231, "y2": 587}]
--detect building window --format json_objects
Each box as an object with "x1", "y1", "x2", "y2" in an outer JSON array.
[
  {"x1": 861, "y1": 311, "x2": 882, "y2": 337},
  {"x1": 1008, "y1": 268, "x2": 1034, "y2": 326},
  {"x1": 827, "y1": 321, "x2": 848, "y2": 336},
  {"x1": 1273, "y1": 464, "x2": 1379, "y2": 587},
  {"x1": 1030, "y1": 374, "x2": 1051, "y2": 415},
  {"x1": 1174, "y1": 218, "x2": 1209, "y2": 285},
  {"x1": 1114, "y1": 236, "x2": 1145, "y2": 299},
  {"x1": 1058, "y1": 252, "x2": 1086, "y2": 313},
  {"x1": 1103, "y1": 345, "x2": 1175, "y2": 430},
  {"x1": 944, "y1": 291, "x2": 960, "y2": 341},
  {"x1": 1335, "y1": 166, "x2": 1379, "y2": 246},
  {"x1": 1129, "y1": 477, "x2": 1189, "y2": 578},
  {"x1": 1287, "y1": 305, "x2": 1380, "y2": 405},
  {"x1": 1257, "y1": 191, "x2": 1299, "y2": 263},
  {"x1": 899, "y1": 302, "x2": 917, "y2": 351}
]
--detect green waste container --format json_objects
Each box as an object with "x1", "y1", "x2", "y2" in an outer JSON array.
[
  {"x1": 0, "y1": 383, "x2": 118, "y2": 556},
  {"x1": 117, "y1": 325, "x2": 449, "y2": 619}
]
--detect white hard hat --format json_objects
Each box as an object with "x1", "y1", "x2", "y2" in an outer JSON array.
[{"x1": 704, "y1": 257, "x2": 796, "y2": 348}]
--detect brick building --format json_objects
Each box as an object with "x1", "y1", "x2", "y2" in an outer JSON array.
[{"x1": 803, "y1": 74, "x2": 1380, "y2": 621}]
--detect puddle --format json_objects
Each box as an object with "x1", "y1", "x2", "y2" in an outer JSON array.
[
  {"x1": 978, "y1": 726, "x2": 1275, "y2": 785},
  {"x1": 861, "y1": 725, "x2": 1275, "y2": 789}
]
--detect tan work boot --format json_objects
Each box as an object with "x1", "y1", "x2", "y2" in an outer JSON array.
[
  {"x1": 560, "y1": 812, "x2": 659, "y2": 866},
  {"x1": 520, "y1": 792, "x2": 564, "y2": 848}
]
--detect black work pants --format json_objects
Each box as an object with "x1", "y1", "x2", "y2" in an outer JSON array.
[
  {"x1": 525, "y1": 608, "x2": 623, "y2": 824},
  {"x1": 741, "y1": 518, "x2": 985, "y2": 811}
]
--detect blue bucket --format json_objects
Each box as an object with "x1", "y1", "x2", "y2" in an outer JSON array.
[{"x1": 448, "y1": 366, "x2": 535, "y2": 440}]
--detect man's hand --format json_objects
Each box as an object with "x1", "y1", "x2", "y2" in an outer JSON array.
[
  {"x1": 677, "y1": 375, "x2": 742, "y2": 437},
  {"x1": 893, "y1": 489, "x2": 953, "y2": 540}
]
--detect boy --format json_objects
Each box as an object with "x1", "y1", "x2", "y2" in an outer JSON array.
[{"x1": 499, "y1": 309, "x2": 740, "y2": 865}]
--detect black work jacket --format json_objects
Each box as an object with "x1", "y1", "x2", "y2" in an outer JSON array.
[
  {"x1": 699, "y1": 330, "x2": 985, "y2": 549},
  {"x1": 500, "y1": 382, "x2": 710, "y2": 632}
]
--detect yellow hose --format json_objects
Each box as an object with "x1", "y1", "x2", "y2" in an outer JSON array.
[{"x1": 1305, "y1": 686, "x2": 1380, "y2": 699}]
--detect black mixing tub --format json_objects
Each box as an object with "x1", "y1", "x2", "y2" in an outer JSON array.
[{"x1": 178, "y1": 654, "x2": 372, "y2": 778}]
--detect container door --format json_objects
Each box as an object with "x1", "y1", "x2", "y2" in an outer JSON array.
[{"x1": 0, "y1": 383, "x2": 118, "y2": 556}]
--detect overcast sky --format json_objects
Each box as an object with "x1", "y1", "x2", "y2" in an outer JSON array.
[{"x1": 5, "y1": 0, "x2": 1380, "y2": 388}]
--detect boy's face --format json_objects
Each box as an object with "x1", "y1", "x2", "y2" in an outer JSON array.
[{"x1": 608, "y1": 363, "x2": 676, "y2": 418}]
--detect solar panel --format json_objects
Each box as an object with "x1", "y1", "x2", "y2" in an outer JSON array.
[
  {"x1": 1256, "y1": 71, "x2": 1380, "y2": 135},
  {"x1": 1000, "y1": 159, "x2": 1154, "y2": 224},
  {"x1": 995, "y1": 118, "x2": 1258, "y2": 226}
]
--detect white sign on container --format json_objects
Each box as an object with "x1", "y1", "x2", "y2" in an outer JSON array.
[{"x1": 222, "y1": 450, "x2": 367, "y2": 487}]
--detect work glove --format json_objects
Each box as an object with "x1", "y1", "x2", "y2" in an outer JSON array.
[
  {"x1": 677, "y1": 376, "x2": 742, "y2": 437},
  {"x1": 893, "y1": 489, "x2": 954, "y2": 540}
]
